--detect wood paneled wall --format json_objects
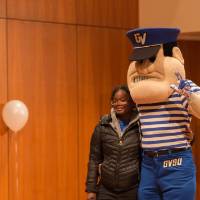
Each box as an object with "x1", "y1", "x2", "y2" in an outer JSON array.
[
  {"x1": 0, "y1": 19, "x2": 8, "y2": 200},
  {"x1": 77, "y1": 0, "x2": 138, "y2": 28},
  {"x1": 0, "y1": 1, "x2": 138, "y2": 200},
  {"x1": 0, "y1": 0, "x2": 6, "y2": 17},
  {"x1": 7, "y1": 0, "x2": 76, "y2": 23},
  {"x1": 179, "y1": 40, "x2": 200, "y2": 200}
]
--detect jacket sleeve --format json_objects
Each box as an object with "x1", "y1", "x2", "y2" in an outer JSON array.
[{"x1": 85, "y1": 125, "x2": 103, "y2": 193}]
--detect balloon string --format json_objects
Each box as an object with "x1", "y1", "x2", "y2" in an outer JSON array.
[{"x1": 14, "y1": 136, "x2": 19, "y2": 200}]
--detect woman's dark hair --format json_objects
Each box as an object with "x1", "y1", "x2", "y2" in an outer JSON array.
[{"x1": 111, "y1": 85, "x2": 132, "y2": 101}]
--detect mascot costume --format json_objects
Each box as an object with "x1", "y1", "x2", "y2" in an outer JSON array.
[{"x1": 126, "y1": 28, "x2": 200, "y2": 200}]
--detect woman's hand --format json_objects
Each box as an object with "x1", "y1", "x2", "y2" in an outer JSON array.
[{"x1": 87, "y1": 192, "x2": 96, "y2": 200}]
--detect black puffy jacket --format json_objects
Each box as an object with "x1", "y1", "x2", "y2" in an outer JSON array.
[{"x1": 86, "y1": 111, "x2": 140, "y2": 193}]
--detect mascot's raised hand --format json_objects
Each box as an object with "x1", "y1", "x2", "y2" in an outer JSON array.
[
  {"x1": 170, "y1": 72, "x2": 200, "y2": 118},
  {"x1": 170, "y1": 72, "x2": 193, "y2": 97}
]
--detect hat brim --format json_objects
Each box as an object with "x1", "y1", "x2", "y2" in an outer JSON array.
[{"x1": 129, "y1": 45, "x2": 161, "y2": 61}]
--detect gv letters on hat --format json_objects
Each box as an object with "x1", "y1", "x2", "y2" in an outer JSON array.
[{"x1": 126, "y1": 28, "x2": 180, "y2": 61}]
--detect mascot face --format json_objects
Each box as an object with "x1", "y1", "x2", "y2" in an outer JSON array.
[{"x1": 127, "y1": 46, "x2": 185, "y2": 104}]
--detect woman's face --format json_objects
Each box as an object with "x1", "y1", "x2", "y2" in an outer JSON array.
[{"x1": 111, "y1": 90, "x2": 133, "y2": 116}]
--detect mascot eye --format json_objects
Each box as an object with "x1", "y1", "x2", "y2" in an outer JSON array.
[{"x1": 149, "y1": 56, "x2": 156, "y2": 63}]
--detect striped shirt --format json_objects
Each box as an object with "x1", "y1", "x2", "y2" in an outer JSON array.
[{"x1": 138, "y1": 80, "x2": 200, "y2": 150}]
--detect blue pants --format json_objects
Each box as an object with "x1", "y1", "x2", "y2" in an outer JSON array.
[{"x1": 138, "y1": 149, "x2": 196, "y2": 200}]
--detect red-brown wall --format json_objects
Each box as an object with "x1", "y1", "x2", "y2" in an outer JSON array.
[
  {"x1": 179, "y1": 39, "x2": 200, "y2": 200},
  {"x1": 0, "y1": 0, "x2": 138, "y2": 199},
  {"x1": 0, "y1": 18, "x2": 8, "y2": 200}
]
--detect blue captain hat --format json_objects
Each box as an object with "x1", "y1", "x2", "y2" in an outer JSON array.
[{"x1": 126, "y1": 28, "x2": 180, "y2": 61}]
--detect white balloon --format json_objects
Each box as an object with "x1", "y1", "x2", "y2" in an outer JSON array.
[{"x1": 2, "y1": 100, "x2": 29, "y2": 132}]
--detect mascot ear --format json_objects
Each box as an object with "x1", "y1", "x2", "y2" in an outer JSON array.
[{"x1": 172, "y1": 47, "x2": 184, "y2": 65}]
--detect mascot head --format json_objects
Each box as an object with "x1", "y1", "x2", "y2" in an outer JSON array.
[{"x1": 127, "y1": 28, "x2": 185, "y2": 104}]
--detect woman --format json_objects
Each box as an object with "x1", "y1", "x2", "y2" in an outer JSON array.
[{"x1": 86, "y1": 85, "x2": 140, "y2": 200}]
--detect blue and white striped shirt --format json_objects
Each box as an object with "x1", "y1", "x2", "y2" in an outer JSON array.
[{"x1": 138, "y1": 80, "x2": 200, "y2": 150}]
